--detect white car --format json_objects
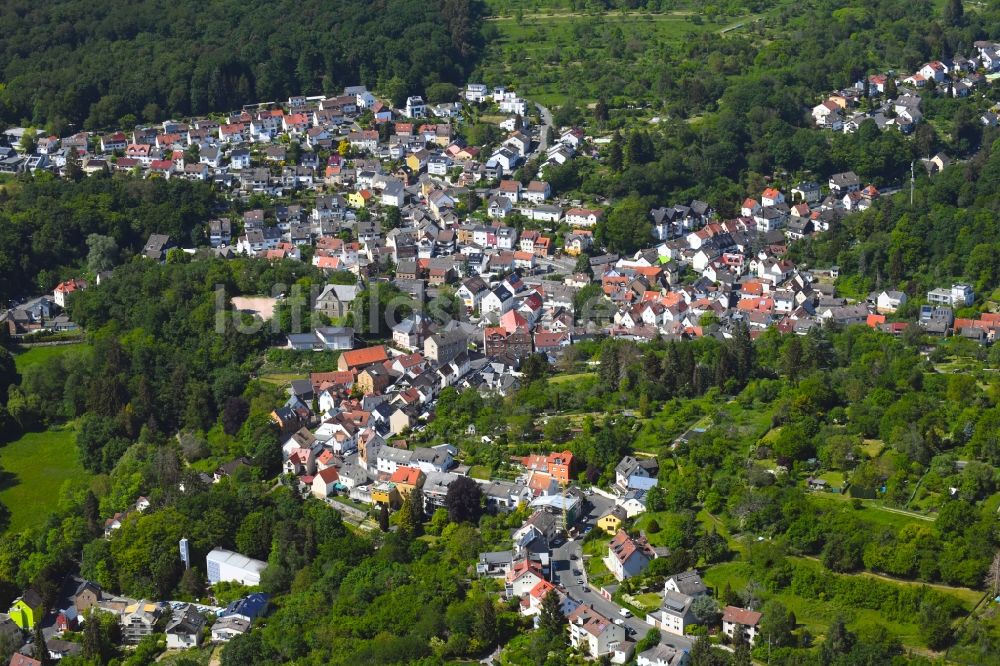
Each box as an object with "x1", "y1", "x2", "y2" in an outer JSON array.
[{"x1": 619, "y1": 608, "x2": 631, "y2": 618}]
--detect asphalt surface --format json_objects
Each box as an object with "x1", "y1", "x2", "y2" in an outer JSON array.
[
  {"x1": 550, "y1": 491, "x2": 693, "y2": 653},
  {"x1": 529, "y1": 103, "x2": 553, "y2": 161}
]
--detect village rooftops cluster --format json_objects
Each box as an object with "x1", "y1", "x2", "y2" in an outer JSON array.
[
  {"x1": 3, "y1": 577, "x2": 269, "y2": 661},
  {"x1": 811, "y1": 46, "x2": 997, "y2": 135}
]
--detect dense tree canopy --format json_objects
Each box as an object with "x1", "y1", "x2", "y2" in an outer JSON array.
[{"x1": 0, "y1": 0, "x2": 482, "y2": 131}]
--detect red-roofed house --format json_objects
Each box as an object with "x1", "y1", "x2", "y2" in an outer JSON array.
[
  {"x1": 522, "y1": 580, "x2": 581, "y2": 619},
  {"x1": 513, "y1": 450, "x2": 573, "y2": 485},
  {"x1": 311, "y1": 466, "x2": 340, "y2": 499},
  {"x1": 567, "y1": 604, "x2": 629, "y2": 661},
  {"x1": 722, "y1": 606, "x2": 762, "y2": 644},
  {"x1": 337, "y1": 345, "x2": 389, "y2": 372},
  {"x1": 53, "y1": 278, "x2": 87, "y2": 308},
  {"x1": 606, "y1": 529, "x2": 656, "y2": 581},
  {"x1": 389, "y1": 466, "x2": 424, "y2": 497},
  {"x1": 761, "y1": 188, "x2": 784, "y2": 207},
  {"x1": 505, "y1": 560, "x2": 545, "y2": 597}
]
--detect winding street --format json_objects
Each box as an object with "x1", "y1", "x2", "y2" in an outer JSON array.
[
  {"x1": 529, "y1": 102, "x2": 554, "y2": 161},
  {"x1": 549, "y1": 495, "x2": 694, "y2": 654}
]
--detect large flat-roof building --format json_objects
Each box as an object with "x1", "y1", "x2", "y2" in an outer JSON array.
[{"x1": 206, "y1": 548, "x2": 267, "y2": 586}]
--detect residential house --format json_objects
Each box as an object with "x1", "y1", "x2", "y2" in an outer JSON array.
[
  {"x1": 477, "y1": 550, "x2": 515, "y2": 577},
  {"x1": 828, "y1": 171, "x2": 860, "y2": 195},
  {"x1": 122, "y1": 601, "x2": 165, "y2": 644},
  {"x1": 606, "y1": 529, "x2": 656, "y2": 581},
  {"x1": 53, "y1": 278, "x2": 86, "y2": 308},
  {"x1": 565, "y1": 208, "x2": 603, "y2": 227},
  {"x1": 506, "y1": 559, "x2": 547, "y2": 598},
  {"x1": 371, "y1": 481, "x2": 402, "y2": 509},
  {"x1": 389, "y1": 466, "x2": 425, "y2": 498},
  {"x1": 598, "y1": 506, "x2": 628, "y2": 535},
  {"x1": 722, "y1": 606, "x2": 762, "y2": 645},
  {"x1": 567, "y1": 604, "x2": 629, "y2": 663},
  {"x1": 649, "y1": 591, "x2": 696, "y2": 636},
  {"x1": 425, "y1": 330, "x2": 467, "y2": 363},
  {"x1": 166, "y1": 604, "x2": 205, "y2": 649},
  {"x1": 637, "y1": 643, "x2": 689, "y2": 666},
  {"x1": 211, "y1": 616, "x2": 251, "y2": 642},
  {"x1": 9, "y1": 656, "x2": 42, "y2": 666},
  {"x1": 614, "y1": 455, "x2": 659, "y2": 492},
  {"x1": 337, "y1": 345, "x2": 389, "y2": 372},
  {"x1": 619, "y1": 488, "x2": 648, "y2": 518},
  {"x1": 8, "y1": 590, "x2": 43, "y2": 630},
  {"x1": 664, "y1": 571, "x2": 708, "y2": 598},
  {"x1": 513, "y1": 451, "x2": 573, "y2": 485},
  {"x1": 312, "y1": 466, "x2": 341, "y2": 499},
  {"x1": 876, "y1": 290, "x2": 907, "y2": 314},
  {"x1": 73, "y1": 581, "x2": 101, "y2": 614}
]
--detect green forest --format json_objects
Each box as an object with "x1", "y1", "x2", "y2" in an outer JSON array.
[
  {"x1": 1, "y1": 0, "x2": 1000, "y2": 664},
  {"x1": 0, "y1": 0, "x2": 481, "y2": 132}
]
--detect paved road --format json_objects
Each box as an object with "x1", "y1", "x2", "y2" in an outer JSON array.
[
  {"x1": 551, "y1": 537, "x2": 692, "y2": 653},
  {"x1": 529, "y1": 103, "x2": 553, "y2": 161},
  {"x1": 548, "y1": 492, "x2": 693, "y2": 653}
]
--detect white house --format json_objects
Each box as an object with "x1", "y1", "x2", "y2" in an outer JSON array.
[
  {"x1": 165, "y1": 605, "x2": 205, "y2": 649},
  {"x1": 565, "y1": 208, "x2": 602, "y2": 227},
  {"x1": 722, "y1": 606, "x2": 762, "y2": 645},
  {"x1": 567, "y1": 604, "x2": 630, "y2": 663},
  {"x1": 465, "y1": 83, "x2": 489, "y2": 103},
  {"x1": 648, "y1": 590, "x2": 696, "y2": 636},
  {"x1": 606, "y1": 530, "x2": 655, "y2": 581},
  {"x1": 876, "y1": 290, "x2": 907, "y2": 314},
  {"x1": 405, "y1": 96, "x2": 426, "y2": 118},
  {"x1": 211, "y1": 616, "x2": 250, "y2": 642}
]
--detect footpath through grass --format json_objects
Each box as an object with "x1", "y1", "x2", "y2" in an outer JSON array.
[{"x1": 0, "y1": 427, "x2": 91, "y2": 533}]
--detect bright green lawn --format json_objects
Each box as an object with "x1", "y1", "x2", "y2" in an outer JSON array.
[
  {"x1": 469, "y1": 465, "x2": 492, "y2": 480},
  {"x1": 259, "y1": 372, "x2": 306, "y2": 386},
  {"x1": 0, "y1": 428, "x2": 91, "y2": 533},
  {"x1": 548, "y1": 371, "x2": 597, "y2": 384},
  {"x1": 13, "y1": 343, "x2": 87, "y2": 373},
  {"x1": 808, "y1": 494, "x2": 933, "y2": 530}
]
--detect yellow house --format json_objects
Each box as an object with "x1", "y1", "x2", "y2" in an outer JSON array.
[
  {"x1": 389, "y1": 466, "x2": 425, "y2": 499},
  {"x1": 598, "y1": 506, "x2": 627, "y2": 535},
  {"x1": 347, "y1": 190, "x2": 372, "y2": 208},
  {"x1": 406, "y1": 148, "x2": 430, "y2": 173},
  {"x1": 371, "y1": 481, "x2": 401, "y2": 509},
  {"x1": 9, "y1": 589, "x2": 43, "y2": 629}
]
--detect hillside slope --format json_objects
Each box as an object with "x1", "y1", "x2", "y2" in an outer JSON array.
[{"x1": 0, "y1": 0, "x2": 482, "y2": 131}]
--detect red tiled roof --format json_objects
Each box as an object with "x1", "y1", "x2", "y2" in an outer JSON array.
[
  {"x1": 722, "y1": 605, "x2": 762, "y2": 627},
  {"x1": 340, "y1": 345, "x2": 389, "y2": 369},
  {"x1": 390, "y1": 466, "x2": 423, "y2": 486},
  {"x1": 316, "y1": 467, "x2": 340, "y2": 483}
]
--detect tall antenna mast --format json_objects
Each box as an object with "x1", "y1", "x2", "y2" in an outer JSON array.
[{"x1": 910, "y1": 160, "x2": 915, "y2": 206}]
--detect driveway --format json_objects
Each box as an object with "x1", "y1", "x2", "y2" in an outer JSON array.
[
  {"x1": 528, "y1": 103, "x2": 553, "y2": 161},
  {"x1": 552, "y1": 506, "x2": 692, "y2": 653}
]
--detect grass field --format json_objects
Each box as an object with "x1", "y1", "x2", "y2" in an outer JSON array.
[
  {"x1": 808, "y1": 494, "x2": 934, "y2": 530},
  {"x1": 703, "y1": 558, "x2": 980, "y2": 651},
  {"x1": 0, "y1": 427, "x2": 90, "y2": 533},
  {"x1": 259, "y1": 372, "x2": 306, "y2": 386},
  {"x1": 469, "y1": 465, "x2": 493, "y2": 480},
  {"x1": 13, "y1": 343, "x2": 87, "y2": 373},
  {"x1": 548, "y1": 371, "x2": 597, "y2": 384}
]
